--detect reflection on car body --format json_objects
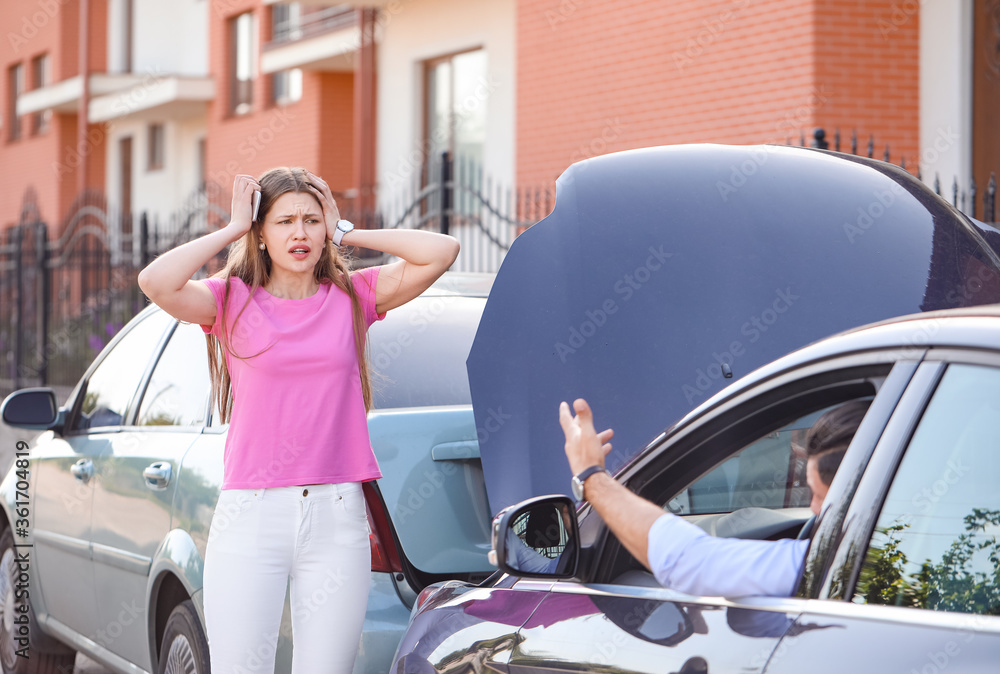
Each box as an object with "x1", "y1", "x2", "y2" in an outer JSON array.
[{"x1": 0, "y1": 272, "x2": 495, "y2": 674}]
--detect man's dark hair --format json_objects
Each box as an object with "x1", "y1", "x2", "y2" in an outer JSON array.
[{"x1": 803, "y1": 399, "x2": 872, "y2": 485}]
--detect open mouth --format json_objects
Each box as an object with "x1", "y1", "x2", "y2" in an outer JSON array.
[{"x1": 289, "y1": 246, "x2": 311, "y2": 257}]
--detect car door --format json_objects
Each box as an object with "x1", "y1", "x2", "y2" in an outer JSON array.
[
  {"x1": 32, "y1": 309, "x2": 172, "y2": 638},
  {"x1": 90, "y1": 318, "x2": 211, "y2": 668},
  {"x1": 508, "y1": 355, "x2": 919, "y2": 674},
  {"x1": 762, "y1": 356, "x2": 1000, "y2": 672}
]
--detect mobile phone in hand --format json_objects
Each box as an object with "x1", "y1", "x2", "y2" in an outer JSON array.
[{"x1": 252, "y1": 190, "x2": 261, "y2": 222}]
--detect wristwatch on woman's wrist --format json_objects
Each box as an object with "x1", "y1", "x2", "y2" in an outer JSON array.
[
  {"x1": 571, "y1": 465, "x2": 608, "y2": 502},
  {"x1": 332, "y1": 219, "x2": 354, "y2": 248}
]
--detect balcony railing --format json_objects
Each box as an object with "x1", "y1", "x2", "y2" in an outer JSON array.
[{"x1": 271, "y1": 4, "x2": 357, "y2": 44}]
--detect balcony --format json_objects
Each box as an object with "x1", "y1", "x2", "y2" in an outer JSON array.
[
  {"x1": 16, "y1": 73, "x2": 214, "y2": 123},
  {"x1": 262, "y1": 0, "x2": 388, "y2": 6},
  {"x1": 17, "y1": 74, "x2": 147, "y2": 115},
  {"x1": 261, "y1": 4, "x2": 360, "y2": 74},
  {"x1": 88, "y1": 76, "x2": 214, "y2": 123}
]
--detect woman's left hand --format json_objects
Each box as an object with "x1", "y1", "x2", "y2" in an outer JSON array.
[{"x1": 304, "y1": 171, "x2": 343, "y2": 240}]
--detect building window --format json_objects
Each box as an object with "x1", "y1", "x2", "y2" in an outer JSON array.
[
  {"x1": 272, "y1": 2, "x2": 302, "y2": 43},
  {"x1": 424, "y1": 49, "x2": 488, "y2": 168},
  {"x1": 30, "y1": 54, "x2": 50, "y2": 135},
  {"x1": 230, "y1": 12, "x2": 256, "y2": 114},
  {"x1": 147, "y1": 123, "x2": 164, "y2": 171},
  {"x1": 123, "y1": 0, "x2": 133, "y2": 72},
  {"x1": 272, "y1": 69, "x2": 302, "y2": 105},
  {"x1": 8, "y1": 63, "x2": 24, "y2": 142}
]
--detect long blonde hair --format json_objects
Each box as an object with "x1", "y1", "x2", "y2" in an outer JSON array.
[{"x1": 206, "y1": 167, "x2": 374, "y2": 423}]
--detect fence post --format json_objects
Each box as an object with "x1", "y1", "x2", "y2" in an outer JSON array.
[
  {"x1": 35, "y1": 222, "x2": 48, "y2": 386},
  {"x1": 439, "y1": 151, "x2": 452, "y2": 236},
  {"x1": 988, "y1": 173, "x2": 997, "y2": 223},
  {"x1": 140, "y1": 211, "x2": 150, "y2": 269},
  {"x1": 12, "y1": 226, "x2": 22, "y2": 391},
  {"x1": 811, "y1": 128, "x2": 828, "y2": 150}
]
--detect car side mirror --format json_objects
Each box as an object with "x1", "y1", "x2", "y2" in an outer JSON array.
[
  {"x1": 488, "y1": 495, "x2": 579, "y2": 579},
  {"x1": 1, "y1": 388, "x2": 62, "y2": 431}
]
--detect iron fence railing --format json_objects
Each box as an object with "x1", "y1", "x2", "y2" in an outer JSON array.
[
  {"x1": 2, "y1": 143, "x2": 995, "y2": 399},
  {"x1": 799, "y1": 127, "x2": 996, "y2": 222},
  {"x1": 270, "y1": 3, "x2": 357, "y2": 45}
]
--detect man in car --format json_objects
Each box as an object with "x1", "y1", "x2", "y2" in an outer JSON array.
[{"x1": 558, "y1": 398, "x2": 870, "y2": 597}]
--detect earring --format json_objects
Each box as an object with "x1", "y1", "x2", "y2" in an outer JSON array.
[{"x1": 259, "y1": 243, "x2": 265, "y2": 250}]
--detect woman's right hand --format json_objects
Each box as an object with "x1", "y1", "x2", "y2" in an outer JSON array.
[{"x1": 226, "y1": 174, "x2": 260, "y2": 240}]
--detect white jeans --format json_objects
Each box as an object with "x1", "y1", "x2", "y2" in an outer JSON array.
[{"x1": 204, "y1": 482, "x2": 371, "y2": 674}]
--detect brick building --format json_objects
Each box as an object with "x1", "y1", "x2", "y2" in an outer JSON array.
[{"x1": 1, "y1": 0, "x2": 997, "y2": 245}]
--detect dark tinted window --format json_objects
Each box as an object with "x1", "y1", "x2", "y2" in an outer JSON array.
[
  {"x1": 136, "y1": 322, "x2": 211, "y2": 427},
  {"x1": 854, "y1": 364, "x2": 1000, "y2": 615},
  {"x1": 368, "y1": 295, "x2": 483, "y2": 409},
  {"x1": 73, "y1": 311, "x2": 172, "y2": 430}
]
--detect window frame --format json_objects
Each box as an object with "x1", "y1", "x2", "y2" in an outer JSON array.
[
  {"x1": 835, "y1": 350, "x2": 1000, "y2": 613},
  {"x1": 132, "y1": 321, "x2": 213, "y2": 431},
  {"x1": 147, "y1": 122, "x2": 164, "y2": 171},
  {"x1": 64, "y1": 310, "x2": 174, "y2": 435},
  {"x1": 422, "y1": 47, "x2": 486, "y2": 162},
  {"x1": 580, "y1": 354, "x2": 916, "y2": 589},
  {"x1": 7, "y1": 62, "x2": 24, "y2": 142},
  {"x1": 229, "y1": 11, "x2": 256, "y2": 115},
  {"x1": 271, "y1": 68, "x2": 302, "y2": 106},
  {"x1": 29, "y1": 54, "x2": 49, "y2": 135}
]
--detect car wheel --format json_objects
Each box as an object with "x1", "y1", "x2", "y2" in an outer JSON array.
[
  {"x1": 157, "y1": 600, "x2": 210, "y2": 674},
  {"x1": 0, "y1": 528, "x2": 76, "y2": 674}
]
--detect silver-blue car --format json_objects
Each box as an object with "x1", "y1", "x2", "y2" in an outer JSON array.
[{"x1": 0, "y1": 272, "x2": 496, "y2": 674}]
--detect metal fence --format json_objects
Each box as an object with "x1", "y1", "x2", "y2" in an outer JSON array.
[
  {"x1": 0, "y1": 186, "x2": 231, "y2": 397},
  {"x1": 0, "y1": 160, "x2": 552, "y2": 397},
  {"x1": 369, "y1": 152, "x2": 554, "y2": 272},
  {"x1": 801, "y1": 127, "x2": 997, "y2": 222},
  {"x1": 2, "y1": 142, "x2": 994, "y2": 399}
]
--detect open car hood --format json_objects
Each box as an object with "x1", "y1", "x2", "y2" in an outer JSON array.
[{"x1": 468, "y1": 144, "x2": 1000, "y2": 515}]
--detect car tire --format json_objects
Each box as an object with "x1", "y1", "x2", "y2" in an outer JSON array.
[
  {"x1": 0, "y1": 528, "x2": 77, "y2": 674},
  {"x1": 157, "y1": 600, "x2": 210, "y2": 674}
]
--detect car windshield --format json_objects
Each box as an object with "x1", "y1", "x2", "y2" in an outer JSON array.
[{"x1": 367, "y1": 294, "x2": 484, "y2": 409}]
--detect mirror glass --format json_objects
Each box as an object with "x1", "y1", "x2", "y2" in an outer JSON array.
[{"x1": 503, "y1": 501, "x2": 577, "y2": 576}]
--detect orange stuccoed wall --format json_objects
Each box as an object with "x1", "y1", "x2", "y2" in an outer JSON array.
[
  {"x1": 516, "y1": 0, "x2": 919, "y2": 187},
  {"x1": 205, "y1": 0, "x2": 355, "y2": 198}
]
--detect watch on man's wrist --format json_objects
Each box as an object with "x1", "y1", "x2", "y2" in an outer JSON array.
[
  {"x1": 332, "y1": 219, "x2": 355, "y2": 248},
  {"x1": 571, "y1": 465, "x2": 608, "y2": 502}
]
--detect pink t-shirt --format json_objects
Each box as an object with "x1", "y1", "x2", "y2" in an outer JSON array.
[{"x1": 200, "y1": 266, "x2": 385, "y2": 489}]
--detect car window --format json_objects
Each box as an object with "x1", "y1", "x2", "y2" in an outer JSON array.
[
  {"x1": 368, "y1": 296, "x2": 483, "y2": 409},
  {"x1": 666, "y1": 405, "x2": 842, "y2": 516},
  {"x1": 72, "y1": 311, "x2": 173, "y2": 431},
  {"x1": 135, "y1": 321, "x2": 211, "y2": 427},
  {"x1": 853, "y1": 364, "x2": 1000, "y2": 615}
]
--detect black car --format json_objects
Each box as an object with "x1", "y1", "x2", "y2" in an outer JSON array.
[
  {"x1": 394, "y1": 305, "x2": 1000, "y2": 673},
  {"x1": 392, "y1": 144, "x2": 1000, "y2": 672}
]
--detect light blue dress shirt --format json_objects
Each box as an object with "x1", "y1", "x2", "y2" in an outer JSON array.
[{"x1": 646, "y1": 513, "x2": 809, "y2": 598}]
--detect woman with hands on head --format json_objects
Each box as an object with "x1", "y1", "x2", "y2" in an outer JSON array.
[{"x1": 137, "y1": 168, "x2": 459, "y2": 674}]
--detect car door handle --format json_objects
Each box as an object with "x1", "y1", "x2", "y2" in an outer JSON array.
[
  {"x1": 143, "y1": 462, "x2": 172, "y2": 491},
  {"x1": 71, "y1": 458, "x2": 93, "y2": 483}
]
